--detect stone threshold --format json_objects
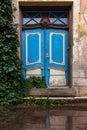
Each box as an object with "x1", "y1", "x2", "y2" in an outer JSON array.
[
  {"x1": 24, "y1": 96, "x2": 87, "y2": 100},
  {"x1": 29, "y1": 87, "x2": 76, "y2": 97},
  {"x1": 24, "y1": 96, "x2": 87, "y2": 108}
]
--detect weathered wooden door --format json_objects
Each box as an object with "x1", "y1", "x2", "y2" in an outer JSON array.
[{"x1": 22, "y1": 28, "x2": 68, "y2": 86}]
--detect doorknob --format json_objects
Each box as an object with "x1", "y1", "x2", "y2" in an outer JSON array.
[{"x1": 45, "y1": 53, "x2": 49, "y2": 58}]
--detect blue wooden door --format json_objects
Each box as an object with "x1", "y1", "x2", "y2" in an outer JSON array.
[
  {"x1": 22, "y1": 29, "x2": 68, "y2": 86},
  {"x1": 22, "y1": 29, "x2": 45, "y2": 79},
  {"x1": 45, "y1": 29, "x2": 68, "y2": 86}
]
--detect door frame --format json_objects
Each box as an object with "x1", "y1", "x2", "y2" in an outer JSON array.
[{"x1": 19, "y1": 2, "x2": 73, "y2": 87}]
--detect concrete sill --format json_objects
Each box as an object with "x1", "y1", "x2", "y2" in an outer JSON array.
[{"x1": 29, "y1": 88, "x2": 76, "y2": 97}]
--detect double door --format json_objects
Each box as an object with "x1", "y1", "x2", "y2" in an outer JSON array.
[{"x1": 22, "y1": 28, "x2": 68, "y2": 86}]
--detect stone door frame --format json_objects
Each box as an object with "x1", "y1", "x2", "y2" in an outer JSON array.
[{"x1": 13, "y1": 0, "x2": 80, "y2": 88}]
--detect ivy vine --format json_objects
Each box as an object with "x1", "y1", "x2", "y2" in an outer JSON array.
[{"x1": 0, "y1": 0, "x2": 25, "y2": 105}]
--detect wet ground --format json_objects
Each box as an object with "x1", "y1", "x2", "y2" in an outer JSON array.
[{"x1": 0, "y1": 104, "x2": 87, "y2": 130}]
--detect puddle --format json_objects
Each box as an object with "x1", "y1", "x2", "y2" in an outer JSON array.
[{"x1": 0, "y1": 105, "x2": 87, "y2": 130}]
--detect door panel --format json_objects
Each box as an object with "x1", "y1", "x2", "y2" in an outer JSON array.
[
  {"x1": 22, "y1": 29, "x2": 68, "y2": 86},
  {"x1": 46, "y1": 29, "x2": 68, "y2": 86},
  {"x1": 22, "y1": 29, "x2": 44, "y2": 78},
  {"x1": 51, "y1": 33, "x2": 63, "y2": 63},
  {"x1": 28, "y1": 33, "x2": 39, "y2": 63}
]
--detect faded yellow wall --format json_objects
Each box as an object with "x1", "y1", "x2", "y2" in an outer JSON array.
[
  {"x1": 79, "y1": 0, "x2": 87, "y2": 60},
  {"x1": 76, "y1": 0, "x2": 87, "y2": 96},
  {"x1": 12, "y1": 0, "x2": 87, "y2": 96}
]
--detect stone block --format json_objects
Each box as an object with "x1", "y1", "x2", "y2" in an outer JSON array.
[
  {"x1": 50, "y1": 116, "x2": 66, "y2": 125},
  {"x1": 73, "y1": 117, "x2": 87, "y2": 124},
  {"x1": 78, "y1": 60, "x2": 87, "y2": 70},
  {"x1": 78, "y1": 86, "x2": 87, "y2": 96},
  {"x1": 79, "y1": 70, "x2": 85, "y2": 78},
  {"x1": 72, "y1": 71, "x2": 79, "y2": 78},
  {"x1": 29, "y1": 88, "x2": 76, "y2": 97},
  {"x1": 79, "y1": 35, "x2": 87, "y2": 60},
  {"x1": 84, "y1": 71, "x2": 87, "y2": 78},
  {"x1": 73, "y1": 78, "x2": 87, "y2": 86},
  {"x1": 74, "y1": 86, "x2": 87, "y2": 96},
  {"x1": 79, "y1": 25, "x2": 87, "y2": 35}
]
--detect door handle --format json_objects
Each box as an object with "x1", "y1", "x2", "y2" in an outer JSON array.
[{"x1": 45, "y1": 53, "x2": 49, "y2": 58}]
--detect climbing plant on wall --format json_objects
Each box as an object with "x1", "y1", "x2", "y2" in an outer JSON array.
[{"x1": 0, "y1": 0, "x2": 25, "y2": 105}]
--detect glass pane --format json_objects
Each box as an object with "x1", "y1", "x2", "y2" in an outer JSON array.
[{"x1": 22, "y1": 11, "x2": 68, "y2": 25}]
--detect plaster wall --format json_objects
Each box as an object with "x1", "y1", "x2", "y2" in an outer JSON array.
[
  {"x1": 12, "y1": 0, "x2": 87, "y2": 96},
  {"x1": 73, "y1": 0, "x2": 87, "y2": 96}
]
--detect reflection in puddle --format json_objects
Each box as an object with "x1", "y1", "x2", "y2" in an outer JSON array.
[
  {"x1": 0, "y1": 107, "x2": 87, "y2": 130},
  {"x1": 43, "y1": 116, "x2": 50, "y2": 128}
]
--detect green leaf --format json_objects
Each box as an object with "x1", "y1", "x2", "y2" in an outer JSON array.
[{"x1": 0, "y1": 0, "x2": 24, "y2": 106}]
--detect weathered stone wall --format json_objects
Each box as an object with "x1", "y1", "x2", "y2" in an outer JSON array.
[
  {"x1": 73, "y1": 0, "x2": 87, "y2": 96},
  {"x1": 79, "y1": 0, "x2": 87, "y2": 95},
  {"x1": 12, "y1": 0, "x2": 87, "y2": 96}
]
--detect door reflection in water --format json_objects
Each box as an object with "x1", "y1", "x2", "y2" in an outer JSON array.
[{"x1": 0, "y1": 108, "x2": 87, "y2": 130}]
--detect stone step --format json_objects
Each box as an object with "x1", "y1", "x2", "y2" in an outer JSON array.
[{"x1": 29, "y1": 87, "x2": 76, "y2": 97}]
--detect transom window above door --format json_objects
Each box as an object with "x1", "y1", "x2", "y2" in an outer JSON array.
[{"x1": 22, "y1": 10, "x2": 69, "y2": 29}]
